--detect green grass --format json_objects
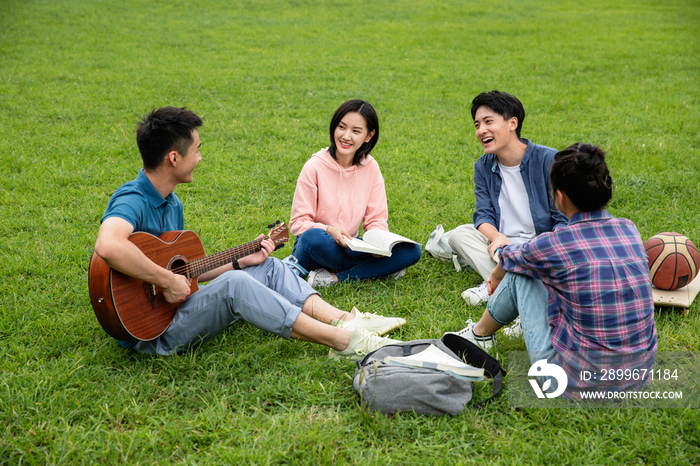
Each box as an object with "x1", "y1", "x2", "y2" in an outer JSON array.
[{"x1": 1, "y1": 0, "x2": 700, "y2": 464}]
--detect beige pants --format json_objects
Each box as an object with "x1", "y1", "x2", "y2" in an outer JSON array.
[{"x1": 447, "y1": 224, "x2": 499, "y2": 281}]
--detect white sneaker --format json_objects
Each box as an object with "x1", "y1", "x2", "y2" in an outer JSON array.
[
  {"x1": 392, "y1": 268, "x2": 406, "y2": 280},
  {"x1": 461, "y1": 281, "x2": 489, "y2": 306},
  {"x1": 307, "y1": 268, "x2": 335, "y2": 287},
  {"x1": 445, "y1": 319, "x2": 497, "y2": 352},
  {"x1": 329, "y1": 328, "x2": 401, "y2": 361},
  {"x1": 332, "y1": 307, "x2": 406, "y2": 335},
  {"x1": 502, "y1": 317, "x2": 523, "y2": 338}
]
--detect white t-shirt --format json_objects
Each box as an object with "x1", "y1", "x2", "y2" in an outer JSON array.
[{"x1": 498, "y1": 162, "x2": 536, "y2": 244}]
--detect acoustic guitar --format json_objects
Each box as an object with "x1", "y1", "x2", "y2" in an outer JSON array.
[{"x1": 88, "y1": 222, "x2": 289, "y2": 342}]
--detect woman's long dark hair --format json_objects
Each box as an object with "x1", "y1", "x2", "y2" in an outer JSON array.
[{"x1": 328, "y1": 99, "x2": 379, "y2": 166}]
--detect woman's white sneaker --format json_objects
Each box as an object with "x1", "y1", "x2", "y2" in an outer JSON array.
[
  {"x1": 307, "y1": 268, "x2": 335, "y2": 287},
  {"x1": 329, "y1": 328, "x2": 401, "y2": 361},
  {"x1": 332, "y1": 307, "x2": 406, "y2": 335}
]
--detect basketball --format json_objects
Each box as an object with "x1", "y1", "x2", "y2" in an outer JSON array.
[{"x1": 644, "y1": 232, "x2": 700, "y2": 290}]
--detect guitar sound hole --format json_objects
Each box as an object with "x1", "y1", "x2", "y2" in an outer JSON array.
[{"x1": 169, "y1": 258, "x2": 189, "y2": 278}]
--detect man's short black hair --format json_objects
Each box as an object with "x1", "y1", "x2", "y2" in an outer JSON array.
[
  {"x1": 136, "y1": 107, "x2": 203, "y2": 170},
  {"x1": 549, "y1": 143, "x2": 613, "y2": 212},
  {"x1": 471, "y1": 90, "x2": 525, "y2": 138}
]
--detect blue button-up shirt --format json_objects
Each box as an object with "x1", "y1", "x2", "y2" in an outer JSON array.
[{"x1": 472, "y1": 139, "x2": 568, "y2": 234}]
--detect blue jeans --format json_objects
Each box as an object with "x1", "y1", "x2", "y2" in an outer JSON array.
[
  {"x1": 292, "y1": 228, "x2": 422, "y2": 283},
  {"x1": 487, "y1": 272, "x2": 556, "y2": 366},
  {"x1": 132, "y1": 258, "x2": 318, "y2": 355}
]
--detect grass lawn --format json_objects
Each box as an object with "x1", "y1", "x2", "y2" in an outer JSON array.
[{"x1": 1, "y1": 0, "x2": 699, "y2": 464}]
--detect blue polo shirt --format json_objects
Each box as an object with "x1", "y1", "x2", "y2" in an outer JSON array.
[
  {"x1": 102, "y1": 169, "x2": 184, "y2": 235},
  {"x1": 101, "y1": 169, "x2": 184, "y2": 347}
]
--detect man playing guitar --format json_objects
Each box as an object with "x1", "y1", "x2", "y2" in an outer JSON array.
[{"x1": 93, "y1": 106, "x2": 405, "y2": 358}]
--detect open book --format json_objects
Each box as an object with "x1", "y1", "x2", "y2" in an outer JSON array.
[
  {"x1": 385, "y1": 344, "x2": 485, "y2": 380},
  {"x1": 344, "y1": 230, "x2": 418, "y2": 257}
]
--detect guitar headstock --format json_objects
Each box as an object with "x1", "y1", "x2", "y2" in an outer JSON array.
[{"x1": 268, "y1": 221, "x2": 289, "y2": 250}]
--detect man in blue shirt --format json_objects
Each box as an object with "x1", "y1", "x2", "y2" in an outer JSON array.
[
  {"x1": 448, "y1": 91, "x2": 567, "y2": 324},
  {"x1": 452, "y1": 143, "x2": 657, "y2": 396},
  {"x1": 94, "y1": 106, "x2": 405, "y2": 358}
]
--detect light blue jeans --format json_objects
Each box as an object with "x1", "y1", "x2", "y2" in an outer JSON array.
[
  {"x1": 133, "y1": 258, "x2": 318, "y2": 355},
  {"x1": 487, "y1": 272, "x2": 556, "y2": 366},
  {"x1": 292, "y1": 228, "x2": 422, "y2": 282}
]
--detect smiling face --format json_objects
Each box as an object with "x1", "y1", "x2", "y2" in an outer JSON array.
[
  {"x1": 473, "y1": 106, "x2": 519, "y2": 155},
  {"x1": 333, "y1": 112, "x2": 375, "y2": 163},
  {"x1": 173, "y1": 129, "x2": 201, "y2": 183}
]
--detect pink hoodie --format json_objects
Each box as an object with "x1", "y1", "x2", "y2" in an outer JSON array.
[{"x1": 290, "y1": 148, "x2": 389, "y2": 238}]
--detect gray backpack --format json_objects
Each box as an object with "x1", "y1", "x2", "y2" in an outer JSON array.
[{"x1": 352, "y1": 334, "x2": 505, "y2": 416}]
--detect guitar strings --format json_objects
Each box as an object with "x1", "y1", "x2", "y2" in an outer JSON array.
[
  {"x1": 187, "y1": 242, "x2": 261, "y2": 276},
  {"x1": 169, "y1": 237, "x2": 268, "y2": 278},
  {"x1": 171, "y1": 239, "x2": 263, "y2": 276}
]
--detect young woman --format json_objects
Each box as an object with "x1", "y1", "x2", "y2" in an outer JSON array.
[
  {"x1": 287, "y1": 99, "x2": 421, "y2": 287},
  {"x1": 452, "y1": 143, "x2": 657, "y2": 395}
]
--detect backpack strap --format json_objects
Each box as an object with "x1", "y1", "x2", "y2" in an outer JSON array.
[{"x1": 441, "y1": 333, "x2": 507, "y2": 409}]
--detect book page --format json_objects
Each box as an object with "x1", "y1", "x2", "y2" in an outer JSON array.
[
  {"x1": 362, "y1": 229, "x2": 417, "y2": 252},
  {"x1": 344, "y1": 237, "x2": 390, "y2": 256},
  {"x1": 384, "y1": 344, "x2": 484, "y2": 378},
  {"x1": 398, "y1": 344, "x2": 474, "y2": 369}
]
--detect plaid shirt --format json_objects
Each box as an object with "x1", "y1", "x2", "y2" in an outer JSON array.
[{"x1": 500, "y1": 209, "x2": 657, "y2": 390}]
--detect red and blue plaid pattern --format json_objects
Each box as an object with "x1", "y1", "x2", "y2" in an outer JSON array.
[{"x1": 501, "y1": 209, "x2": 658, "y2": 390}]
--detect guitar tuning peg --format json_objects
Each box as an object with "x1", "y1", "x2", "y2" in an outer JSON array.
[
  {"x1": 267, "y1": 223, "x2": 274, "y2": 229},
  {"x1": 276, "y1": 220, "x2": 281, "y2": 226}
]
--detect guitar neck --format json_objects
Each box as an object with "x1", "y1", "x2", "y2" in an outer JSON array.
[{"x1": 185, "y1": 237, "x2": 265, "y2": 278}]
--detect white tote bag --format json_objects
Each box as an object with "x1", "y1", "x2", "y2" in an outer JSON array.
[{"x1": 425, "y1": 224, "x2": 470, "y2": 271}]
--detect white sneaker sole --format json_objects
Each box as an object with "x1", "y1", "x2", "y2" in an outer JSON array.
[{"x1": 461, "y1": 290, "x2": 487, "y2": 306}]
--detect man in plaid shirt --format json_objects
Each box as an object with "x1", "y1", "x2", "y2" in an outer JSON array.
[{"x1": 457, "y1": 143, "x2": 657, "y2": 394}]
